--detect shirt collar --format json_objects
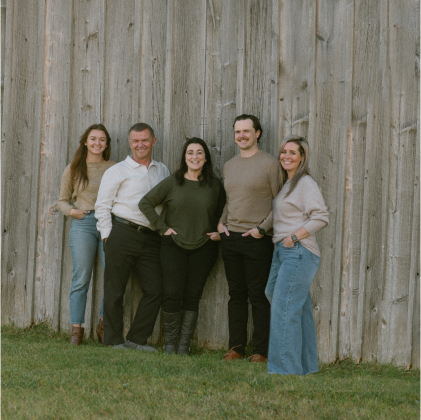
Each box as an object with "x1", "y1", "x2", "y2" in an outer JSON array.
[{"x1": 125, "y1": 155, "x2": 157, "y2": 169}]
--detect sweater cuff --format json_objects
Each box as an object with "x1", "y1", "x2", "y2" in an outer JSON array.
[{"x1": 59, "y1": 203, "x2": 74, "y2": 217}]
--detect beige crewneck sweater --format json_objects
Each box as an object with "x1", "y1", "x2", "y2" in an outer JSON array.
[
  {"x1": 58, "y1": 160, "x2": 115, "y2": 216},
  {"x1": 219, "y1": 150, "x2": 280, "y2": 235},
  {"x1": 272, "y1": 175, "x2": 329, "y2": 257}
]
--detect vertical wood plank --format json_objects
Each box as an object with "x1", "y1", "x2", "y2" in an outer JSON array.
[
  {"x1": 1, "y1": 0, "x2": 6, "y2": 105},
  {"x1": 166, "y1": 0, "x2": 207, "y2": 172},
  {"x1": 409, "y1": 3, "x2": 421, "y2": 369},
  {"x1": 33, "y1": 0, "x2": 72, "y2": 331},
  {"x1": 102, "y1": 0, "x2": 135, "y2": 163},
  {"x1": 138, "y1": 0, "x2": 168, "y2": 164},
  {"x1": 203, "y1": 0, "x2": 239, "y2": 176},
  {"x1": 311, "y1": 0, "x2": 353, "y2": 363},
  {"x1": 242, "y1": 0, "x2": 277, "y2": 155},
  {"x1": 0, "y1": 0, "x2": 12, "y2": 323},
  {"x1": 61, "y1": 0, "x2": 106, "y2": 336},
  {"x1": 381, "y1": 0, "x2": 419, "y2": 365},
  {"x1": 340, "y1": 0, "x2": 383, "y2": 362},
  {"x1": 196, "y1": 0, "x2": 239, "y2": 348},
  {"x1": 1, "y1": 0, "x2": 46, "y2": 327},
  {"x1": 278, "y1": 0, "x2": 316, "y2": 144}
]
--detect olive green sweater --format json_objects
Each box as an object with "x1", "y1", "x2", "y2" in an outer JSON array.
[{"x1": 139, "y1": 175, "x2": 226, "y2": 249}]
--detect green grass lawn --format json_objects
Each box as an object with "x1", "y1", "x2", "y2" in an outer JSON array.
[{"x1": 2, "y1": 324, "x2": 419, "y2": 419}]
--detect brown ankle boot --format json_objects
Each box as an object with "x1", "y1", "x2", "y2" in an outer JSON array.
[
  {"x1": 96, "y1": 319, "x2": 104, "y2": 344},
  {"x1": 70, "y1": 326, "x2": 84, "y2": 345}
]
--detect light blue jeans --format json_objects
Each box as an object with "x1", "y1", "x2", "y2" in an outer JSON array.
[
  {"x1": 265, "y1": 241, "x2": 321, "y2": 375},
  {"x1": 69, "y1": 211, "x2": 104, "y2": 324}
]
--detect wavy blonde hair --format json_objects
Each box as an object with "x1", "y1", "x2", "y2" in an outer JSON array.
[{"x1": 278, "y1": 135, "x2": 310, "y2": 197}]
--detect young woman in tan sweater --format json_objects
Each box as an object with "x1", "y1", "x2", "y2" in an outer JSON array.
[{"x1": 58, "y1": 124, "x2": 115, "y2": 345}]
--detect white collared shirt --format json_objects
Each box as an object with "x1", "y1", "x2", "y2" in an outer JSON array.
[{"x1": 95, "y1": 156, "x2": 170, "y2": 238}]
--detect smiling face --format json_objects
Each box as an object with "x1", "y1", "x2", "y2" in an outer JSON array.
[
  {"x1": 84, "y1": 129, "x2": 107, "y2": 158},
  {"x1": 279, "y1": 141, "x2": 303, "y2": 178},
  {"x1": 128, "y1": 129, "x2": 156, "y2": 164},
  {"x1": 234, "y1": 119, "x2": 260, "y2": 155},
  {"x1": 185, "y1": 143, "x2": 206, "y2": 173}
]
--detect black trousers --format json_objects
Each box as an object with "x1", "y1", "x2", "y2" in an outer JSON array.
[
  {"x1": 103, "y1": 220, "x2": 163, "y2": 346},
  {"x1": 160, "y1": 236, "x2": 219, "y2": 313},
  {"x1": 221, "y1": 232, "x2": 273, "y2": 357}
]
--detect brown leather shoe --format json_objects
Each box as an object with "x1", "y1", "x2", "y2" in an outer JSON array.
[
  {"x1": 223, "y1": 348, "x2": 244, "y2": 361},
  {"x1": 70, "y1": 326, "x2": 84, "y2": 345},
  {"x1": 96, "y1": 318, "x2": 104, "y2": 344},
  {"x1": 249, "y1": 354, "x2": 267, "y2": 363}
]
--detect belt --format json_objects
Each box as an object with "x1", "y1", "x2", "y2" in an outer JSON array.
[{"x1": 112, "y1": 215, "x2": 155, "y2": 234}]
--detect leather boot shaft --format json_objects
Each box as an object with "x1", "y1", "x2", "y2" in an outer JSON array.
[
  {"x1": 162, "y1": 311, "x2": 182, "y2": 355},
  {"x1": 177, "y1": 311, "x2": 198, "y2": 355}
]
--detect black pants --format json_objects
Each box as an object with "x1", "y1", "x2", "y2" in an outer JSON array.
[
  {"x1": 103, "y1": 220, "x2": 163, "y2": 346},
  {"x1": 221, "y1": 232, "x2": 273, "y2": 357},
  {"x1": 161, "y1": 236, "x2": 219, "y2": 313}
]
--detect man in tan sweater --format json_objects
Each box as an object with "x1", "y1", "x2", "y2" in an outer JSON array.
[{"x1": 218, "y1": 114, "x2": 279, "y2": 362}]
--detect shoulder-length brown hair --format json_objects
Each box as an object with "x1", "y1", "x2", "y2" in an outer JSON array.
[
  {"x1": 70, "y1": 124, "x2": 112, "y2": 191},
  {"x1": 174, "y1": 138, "x2": 216, "y2": 187},
  {"x1": 279, "y1": 135, "x2": 310, "y2": 197}
]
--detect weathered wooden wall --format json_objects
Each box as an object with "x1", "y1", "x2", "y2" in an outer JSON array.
[{"x1": 1, "y1": 0, "x2": 419, "y2": 367}]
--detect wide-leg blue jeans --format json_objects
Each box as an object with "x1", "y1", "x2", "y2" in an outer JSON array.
[
  {"x1": 69, "y1": 211, "x2": 104, "y2": 324},
  {"x1": 265, "y1": 241, "x2": 320, "y2": 375}
]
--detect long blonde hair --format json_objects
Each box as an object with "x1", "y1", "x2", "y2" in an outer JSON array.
[{"x1": 279, "y1": 135, "x2": 310, "y2": 197}]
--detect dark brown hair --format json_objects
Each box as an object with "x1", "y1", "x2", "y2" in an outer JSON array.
[
  {"x1": 70, "y1": 124, "x2": 112, "y2": 191},
  {"x1": 233, "y1": 114, "x2": 263, "y2": 143},
  {"x1": 174, "y1": 138, "x2": 216, "y2": 187}
]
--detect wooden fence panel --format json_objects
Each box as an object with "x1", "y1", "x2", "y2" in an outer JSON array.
[
  {"x1": 381, "y1": 0, "x2": 420, "y2": 367},
  {"x1": 310, "y1": 0, "x2": 354, "y2": 364},
  {"x1": 1, "y1": 0, "x2": 419, "y2": 367},
  {"x1": 1, "y1": 0, "x2": 46, "y2": 327},
  {"x1": 33, "y1": 0, "x2": 72, "y2": 332}
]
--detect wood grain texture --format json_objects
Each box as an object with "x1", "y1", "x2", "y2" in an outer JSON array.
[
  {"x1": 312, "y1": 0, "x2": 354, "y2": 364},
  {"x1": 1, "y1": 0, "x2": 419, "y2": 366},
  {"x1": 33, "y1": 0, "x2": 72, "y2": 331},
  {"x1": 1, "y1": 0, "x2": 46, "y2": 327},
  {"x1": 381, "y1": 0, "x2": 420, "y2": 366},
  {"x1": 196, "y1": 0, "x2": 239, "y2": 348}
]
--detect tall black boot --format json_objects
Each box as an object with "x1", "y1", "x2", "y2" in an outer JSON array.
[
  {"x1": 177, "y1": 311, "x2": 198, "y2": 355},
  {"x1": 162, "y1": 311, "x2": 182, "y2": 355}
]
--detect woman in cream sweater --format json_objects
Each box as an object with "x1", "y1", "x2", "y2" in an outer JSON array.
[
  {"x1": 265, "y1": 135, "x2": 329, "y2": 375},
  {"x1": 58, "y1": 124, "x2": 115, "y2": 345}
]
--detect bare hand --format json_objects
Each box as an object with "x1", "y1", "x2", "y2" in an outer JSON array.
[
  {"x1": 207, "y1": 232, "x2": 221, "y2": 241},
  {"x1": 282, "y1": 235, "x2": 294, "y2": 248},
  {"x1": 164, "y1": 228, "x2": 177, "y2": 236},
  {"x1": 70, "y1": 209, "x2": 88, "y2": 220},
  {"x1": 242, "y1": 228, "x2": 263, "y2": 239},
  {"x1": 217, "y1": 223, "x2": 229, "y2": 236}
]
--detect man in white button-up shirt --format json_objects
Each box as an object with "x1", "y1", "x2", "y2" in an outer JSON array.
[{"x1": 95, "y1": 123, "x2": 170, "y2": 349}]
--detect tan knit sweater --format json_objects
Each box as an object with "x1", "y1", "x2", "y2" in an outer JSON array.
[
  {"x1": 58, "y1": 160, "x2": 115, "y2": 216},
  {"x1": 219, "y1": 150, "x2": 280, "y2": 235},
  {"x1": 272, "y1": 175, "x2": 329, "y2": 257}
]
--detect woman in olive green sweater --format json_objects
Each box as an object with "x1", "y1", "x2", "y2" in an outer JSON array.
[{"x1": 139, "y1": 138, "x2": 226, "y2": 355}]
